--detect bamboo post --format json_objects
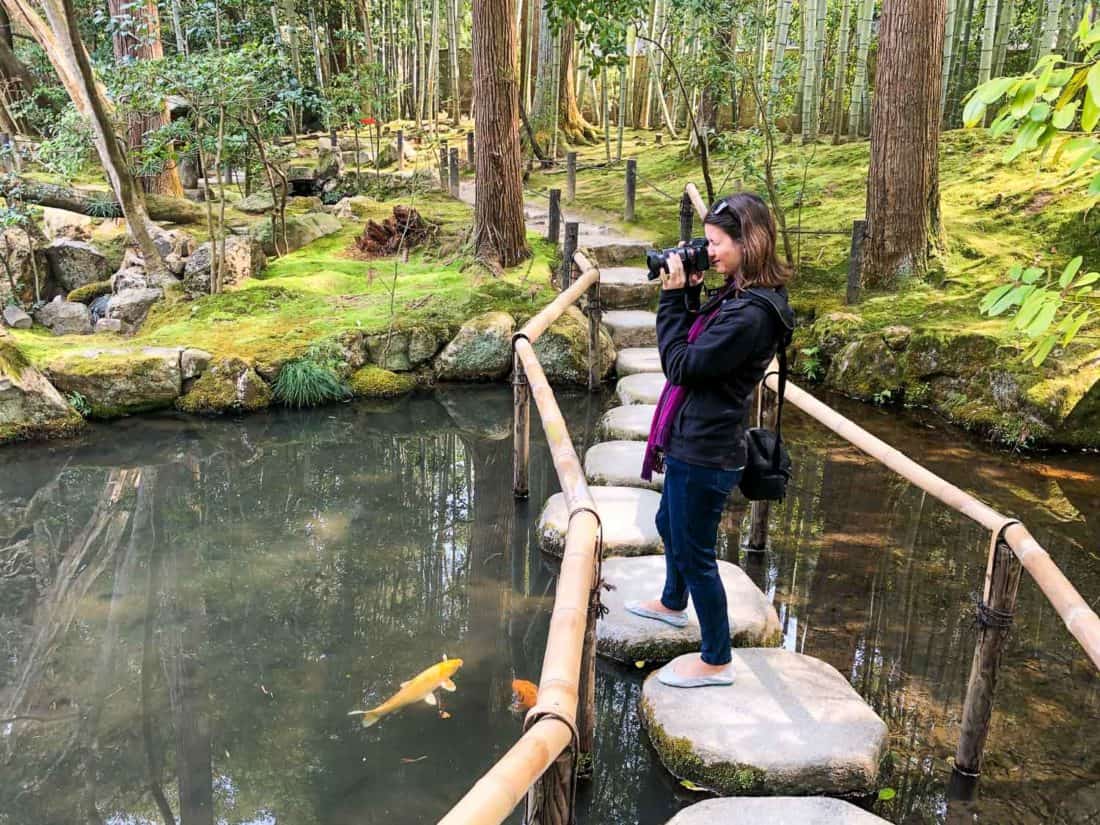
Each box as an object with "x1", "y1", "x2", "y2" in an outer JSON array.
[
  {"x1": 684, "y1": 182, "x2": 708, "y2": 218},
  {"x1": 585, "y1": 262, "x2": 601, "y2": 392},
  {"x1": 397, "y1": 129, "x2": 405, "y2": 171},
  {"x1": 742, "y1": 382, "x2": 776, "y2": 552},
  {"x1": 624, "y1": 158, "x2": 637, "y2": 222},
  {"x1": 467, "y1": 130, "x2": 475, "y2": 167},
  {"x1": 566, "y1": 152, "x2": 577, "y2": 203},
  {"x1": 513, "y1": 352, "x2": 531, "y2": 499},
  {"x1": 561, "y1": 222, "x2": 579, "y2": 290},
  {"x1": 547, "y1": 188, "x2": 561, "y2": 243},
  {"x1": 846, "y1": 219, "x2": 867, "y2": 304},
  {"x1": 954, "y1": 533, "x2": 1023, "y2": 777},
  {"x1": 679, "y1": 192, "x2": 694, "y2": 242},
  {"x1": 577, "y1": 587, "x2": 598, "y2": 773},
  {"x1": 449, "y1": 147, "x2": 460, "y2": 197}
]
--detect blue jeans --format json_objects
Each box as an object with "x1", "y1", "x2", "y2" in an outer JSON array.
[{"x1": 655, "y1": 456, "x2": 742, "y2": 666}]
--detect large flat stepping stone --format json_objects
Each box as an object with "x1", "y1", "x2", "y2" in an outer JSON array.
[
  {"x1": 599, "y1": 267, "x2": 658, "y2": 309},
  {"x1": 602, "y1": 310, "x2": 657, "y2": 348},
  {"x1": 641, "y1": 649, "x2": 888, "y2": 796},
  {"x1": 584, "y1": 441, "x2": 661, "y2": 491},
  {"x1": 616, "y1": 347, "x2": 662, "y2": 376},
  {"x1": 537, "y1": 486, "x2": 662, "y2": 558},
  {"x1": 616, "y1": 372, "x2": 666, "y2": 405},
  {"x1": 666, "y1": 798, "x2": 892, "y2": 824},
  {"x1": 597, "y1": 404, "x2": 655, "y2": 441},
  {"x1": 597, "y1": 556, "x2": 780, "y2": 664}
]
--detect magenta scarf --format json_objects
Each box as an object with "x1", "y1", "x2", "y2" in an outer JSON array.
[{"x1": 640, "y1": 305, "x2": 722, "y2": 481}]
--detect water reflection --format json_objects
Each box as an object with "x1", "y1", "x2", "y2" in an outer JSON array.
[{"x1": 0, "y1": 389, "x2": 1097, "y2": 825}]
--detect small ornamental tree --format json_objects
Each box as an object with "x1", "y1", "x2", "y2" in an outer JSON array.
[{"x1": 964, "y1": 6, "x2": 1100, "y2": 364}]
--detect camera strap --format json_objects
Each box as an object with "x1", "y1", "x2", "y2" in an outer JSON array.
[{"x1": 745, "y1": 288, "x2": 794, "y2": 470}]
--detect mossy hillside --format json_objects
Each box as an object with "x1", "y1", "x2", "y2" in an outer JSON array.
[{"x1": 12, "y1": 195, "x2": 558, "y2": 376}]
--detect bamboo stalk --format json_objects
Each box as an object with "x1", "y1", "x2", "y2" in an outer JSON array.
[{"x1": 519, "y1": 259, "x2": 599, "y2": 344}]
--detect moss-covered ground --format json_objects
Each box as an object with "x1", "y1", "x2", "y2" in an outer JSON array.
[{"x1": 11, "y1": 191, "x2": 557, "y2": 371}]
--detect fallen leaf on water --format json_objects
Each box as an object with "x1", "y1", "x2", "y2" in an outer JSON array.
[
  {"x1": 877, "y1": 788, "x2": 896, "y2": 801},
  {"x1": 634, "y1": 661, "x2": 646, "y2": 669},
  {"x1": 439, "y1": 711, "x2": 452, "y2": 719},
  {"x1": 679, "y1": 779, "x2": 707, "y2": 792},
  {"x1": 401, "y1": 756, "x2": 428, "y2": 764}
]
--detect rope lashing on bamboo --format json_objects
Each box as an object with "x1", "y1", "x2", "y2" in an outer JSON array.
[{"x1": 569, "y1": 505, "x2": 609, "y2": 619}]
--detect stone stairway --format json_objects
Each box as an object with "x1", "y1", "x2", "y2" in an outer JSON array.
[{"x1": 533, "y1": 265, "x2": 890, "y2": 813}]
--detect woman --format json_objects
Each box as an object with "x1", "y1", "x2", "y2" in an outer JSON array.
[{"x1": 628, "y1": 192, "x2": 794, "y2": 688}]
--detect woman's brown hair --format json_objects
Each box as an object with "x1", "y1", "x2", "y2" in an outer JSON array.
[{"x1": 703, "y1": 192, "x2": 792, "y2": 289}]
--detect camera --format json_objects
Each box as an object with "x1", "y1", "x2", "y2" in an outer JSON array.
[{"x1": 645, "y1": 237, "x2": 710, "y2": 281}]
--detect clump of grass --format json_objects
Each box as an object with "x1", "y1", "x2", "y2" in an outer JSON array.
[{"x1": 272, "y1": 357, "x2": 349, "y2": 408}]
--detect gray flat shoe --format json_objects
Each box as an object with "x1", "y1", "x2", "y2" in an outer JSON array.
[
  {"x1": 624, "y1": 600, "x2": 690, "y2": 628},
  {"x1": 656, "y1": 663, "x2": 735, "y2": 688}
]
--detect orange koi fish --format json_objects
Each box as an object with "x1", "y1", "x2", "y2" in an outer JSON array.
[{"x1": 511, "y1": 678, "x2": 538, "y2": 712}]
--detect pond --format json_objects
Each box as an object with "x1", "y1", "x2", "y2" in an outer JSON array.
[{"x1": 0, "y1": 387, "x2": 1097, "y2": 825}]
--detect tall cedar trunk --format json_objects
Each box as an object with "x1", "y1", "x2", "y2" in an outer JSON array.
[
  {"x1": 107, "y1": 0, "x2": 183, "y2": 196},
  {"x1": 861, "y1": 0, "x2": 946, "y2": 289},
  {"x1": 472, "y1": 0, "x2": 528, "y2": 267},
  {"x1": 559, "y1": 21, "x2": 597, "y2": 142}
]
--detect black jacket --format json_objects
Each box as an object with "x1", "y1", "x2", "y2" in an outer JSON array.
[{"x1": 656, "y1": 282, "x2": 794, "y2": 471}]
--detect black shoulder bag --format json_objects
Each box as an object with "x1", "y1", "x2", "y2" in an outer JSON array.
[{"x1": 739, "y1": 289, "x2": 795, "y2": 502}]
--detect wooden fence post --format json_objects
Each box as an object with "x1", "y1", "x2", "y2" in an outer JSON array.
[
  {"x1": 679, "y1": 193, "x2": 694, "y2": 243},
  {"x1": 396, "y1": 129, "x2": 405, "y2": 171},
  {"x1": 742, "y1": 382, "x2": 776, "y2": 552},
  {"x1": 577, "y1": 588, "x2": 598, "y2": 775},
  {"x1": 586, "y1": 272, "x2": 601, "y2": 392},
  {"x1": 954, "y1": 532, "x2": 1023, "y2": 778},
  {"x1": 566, "y1": 152, "x2": 577, "y2": 203},
  {"x1": 624, "y1": 159, "x2": 637, "y2": 222},
  {"x1": 449, "y1": 147, "x2": 460, "y2": 197},
  {"x1": 513, "y1": 351, "x2": 530, "y2": 499},
  {"x1": 548, "y1": 188, "x2": 561, "y2": 244},
  {"x1": 466, "y1": 130, "x2": 475, "y2": 167},
  {"x1": 846, "y1": 219, "x2": 867, "y2": 304},
  {"x1": 561, "y1": 222, "x2": 579, "y2": 290}
]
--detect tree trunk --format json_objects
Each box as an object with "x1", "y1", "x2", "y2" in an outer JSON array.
[
  {"x1": 472, "y1": 0, "x2": 528, "y2": 267},
  {"x1": 426, "y1": 0, "x2": 441, "y2": 125},
  {"x1": 107, "y1": 0, "x2": 183, "y2": 196},
  {"x1": 977, "y1": 0, "x2": 997, "y2": 89},
  {"x1": 446, "y1": 0, "x2": 461, "y2": 119},
  {"x1": 847, "y1": 0, "x2": 874, "y2": 138},
  {"x1": 768, "y1": 0, "x2": 793, "y2": 120},
  {"x1": 948, "y1": 0, "x2": 977, "y2": 123},
  {"x1": 559, "y1": 21, "x2": 597, "y2": 143},
  {"x1": 800, "y1": 0, "x2": 818, "y2": 142},
  {"x1": 991, "y1": 0, "x2": 1016, "y2": 76},
  {"x1": 940, "y1": 0, "x2": 959, "y2": 122},
  {"x1": 169, "y1": 0, "x2": 186, "y2": 54},
  {"x1": 0, "y1": 176, "x2": 206, "y2": 222},
  {"x1": 529, "y1": 0, "x2": 556, "y2": 144},
  {"x1": 1040, "y1": 0, "x2": 1062, "y2": 56},
  {"x1": 862, "y1": 0, "x2": 946, "y2": 290},
  {"x1": 831, "y1": 0, "x2": 852, "y2": 143}
]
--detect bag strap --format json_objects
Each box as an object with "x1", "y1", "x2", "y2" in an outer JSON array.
[{"x1": 771, "y1": 342, "x2": 787, "y2": 471}]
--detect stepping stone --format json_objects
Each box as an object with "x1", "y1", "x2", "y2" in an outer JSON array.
[
  {"x1": 665, "y1": 798, "x2": 892, "y2": 825},
  {"x1": 616, "y1": 372, "x2": 666, "y2": 405},
  {"x1": 616, "y1": 347, "x2": 662, "y2": 376},
  {"x1": 537, "y1": 486, "x2": 662, "y2": 558},
  {"x1": 641, "y1": 649, "x2": 888, "y2": 797},
  {"x1": 602, "y1": 310, "x2": 658, "y2": 348},
  {"x1": 599, "y1": 267, "x2": 658, "y2": 309},
  {"x1": 597, "y1": 556, "x2": 780, "y2": 664},
  {"x1": 584, "y1": 440, "x2": 661, "y2": 491},
  {"x1": 597, "y1": 405, "x2": 655, "y2": 441}
]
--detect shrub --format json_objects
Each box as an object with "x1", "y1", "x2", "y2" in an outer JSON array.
[{"x1": 272, "y1": 357, "x2": 349, "y2": 408}]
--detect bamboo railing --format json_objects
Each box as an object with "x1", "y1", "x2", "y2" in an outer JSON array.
[{"x1": 438, "y1": 253, "x2": 603, "y2": 825}]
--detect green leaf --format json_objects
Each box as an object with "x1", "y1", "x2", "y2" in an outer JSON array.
[
  {"x1": 1084, "y1": 88, "x2": 1100, "y2": 131},
  {"x1": 988, "y1": 283, "x2": 1034, "y2": 316},
  {"x1": 1036, "y1": 60, "x2": 1056, "y2": 97},
  {"x1": 1010, "y1": 80, "x2": 1039, "y2": 118},
  {"x1": 1059, "y1": 256, "x2": 1084, "y2": 288},
  {"x1": 1052, "y1": 100, "x2": 1079, "y2": 128},
  {"x1": 878, "y1": 788, "x2": 897, "y2": 801},
  {"x1": 963, "y1": 94, "x2": 988, "y2": 128},
  {"x1": 1062, "y1": 309, "x2": 1092, "y2": 345},
  {"x1": 1008, "y1": 263, "x2": 1024, "y2": 281},
  {"x1": 1030, "y1": 334, "x2": 1059, "y2": 366},
  {"x1": 1004, "y1": 120, "x2": 1045, "y2": 161},
  {"x1": 1025, "y1": 301, "x2": 1060, "y2": 337},
  {"x1": 1014, "y1": 289, "x2": 1050, "y2": 329},
  {"x1": 980, "y1": 283, "x2": 1014, "y2": 313},
  {"x1": 679, "y1": 779, "x2": 708, "y2": 792},
  {"x1": 1073, "y1": 272, "x2": 1100, "y2": 288},
  {"x1": 1066, "y1": 137, "x2": 1099, "y2": 172},
  {"x1": 1028, "y1": 101, "x2": 1052, "y2": 122},
  {"x1": 1088, "y1": 62, "x2": 1100, "y2": 111},
  {"x1": 989, "y1": 110, "x2": 1018, "y2": 137},
  {"x1": 976, "y1": 76, "x2": 1018, "y2": 104},
  {"x1": 1090, "y1": 169, "x2": 1100, "y2": 196},
  {"x1": 1050, "y1": 67, "x2": 1075, "y2": 87}
]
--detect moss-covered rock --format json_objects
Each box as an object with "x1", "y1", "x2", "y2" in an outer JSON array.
[
  {"x1": 43, "y1": 346, "x2": 183, "y2": 418},
  {"x1": 434, "y1": 311, "x2": 515, "y2": 381},
  {"x1": 177, "y1": 357, "x2": 271, "y2": 414},
  {"x1": 249, "y1": 212, "x2": 343, "y2": 257},
  {"x1": 532, "y1": 306, "x2": 616, "y2": 386},
  {"x1": 0, "y1": 332, "x2": 83, "y2": 444},
  {"x1": 366, "y1": 326, "x2": 444, "y2": 371},
  {"x1": 349, "y1": 365, "x2": 416, "y2": 398},
  {"x1": 234, "y1": 190, "x2": 276, "y2": 214},
  {"x1": 67, "y1": 280, "x2": 113, "y2": 304}
]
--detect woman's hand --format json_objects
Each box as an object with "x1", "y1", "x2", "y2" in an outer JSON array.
[{"x1": 661, "y1": 249, "x2": 687, "y2": 290}]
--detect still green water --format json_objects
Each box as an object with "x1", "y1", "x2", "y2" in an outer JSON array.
[{"x1": 0, "y1": 387, "x2": 1097, "y2": 824}]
